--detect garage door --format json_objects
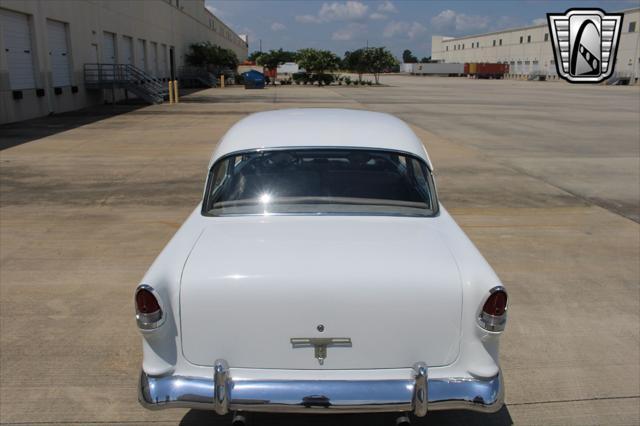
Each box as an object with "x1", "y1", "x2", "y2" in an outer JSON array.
[
  {"x1": 122, "y1": 36, "x2": 133, "y2": 65},
  {"x1": 46, "y1": 19, "x2": 71, "y2": 87},
  {"x1": 149, "y1": 41, "x2": 157, "y2": 76},
  {"x1": 136, "y1": 39, "x2": 146, "y2": 71},
  {"x1": 0, "y1": 9, "x2": 36, "y2": 90},
  {"x1": 102, "y1": 31, "x2": 116, "y2": 64},
  {"x1": 159, "y1": 44, "x2": 167, "y2": 78}
]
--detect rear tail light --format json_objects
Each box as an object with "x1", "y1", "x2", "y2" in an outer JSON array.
[
  {"x1": 135, "y1": 285, "x2": 164, "y2": 330},
  {"x1": 478, "y1": 287, "x2": 508, "y2": 332}
]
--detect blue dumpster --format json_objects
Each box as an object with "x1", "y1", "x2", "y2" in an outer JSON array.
[{"x1": 242, "y1": 70, "x2": 265, "y2": 89}]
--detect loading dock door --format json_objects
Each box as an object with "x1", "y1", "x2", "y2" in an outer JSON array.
[
  {"x1": 46, "y1": 20, "x2": 71, "y2": 87},
  {"x1": 136, "y1": 39, "x2": 146, "y2": 71},
  {"x1": 149, "y1": 42, "x2": 157, "y2": 76},
  {"x1": 102, "y1": 32, "x2": 116, "y2": 64},
  {"x1": 122, "y1": 36, "x2": 133, "y2": 65},
  {"x1": 159, "y1": 44, "x2": 168, "y2": 78},
  {"x1": 0, "y1": 9, "x2": 36, "y2": 89}
]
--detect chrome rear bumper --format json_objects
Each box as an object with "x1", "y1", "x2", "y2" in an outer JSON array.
[{"x1": 139, "y1": 360, "x2": 503, "y2": 416}]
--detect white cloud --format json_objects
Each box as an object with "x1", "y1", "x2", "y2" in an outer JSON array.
[
  {"x1": 378, "y1": 1, "x2": 397, "y2": 14},
  {"x1": 332, "y1": 23, "x2": 366, "y2": 41},
  {"x1": 271, "y1": 22, "x2": 286, "y2": 31},
  {"x1": 296, "y1": 14, "x2": 320, "y2": 23},
  {"x1": 431, "y1": 9, "x2": 490, "y2": 33},
  {"x1": 205, "y1": 4, "x2": 220, "y2": 16},
  {"x1": 532, "y1": 18, "x2": 547, "y2": 26},
  {"x1": 296, "y1": 1, "x2": 369, "y2": 24},
  {"x1": 383, "y1": 21, "x2": 426, "y2": 40},
  {"x1": 369, "y1": 12, "x2": 387, "y2": 20}
]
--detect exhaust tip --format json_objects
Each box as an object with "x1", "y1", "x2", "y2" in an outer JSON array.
[
  {"x1": 396, "y1": 415, "x2": 411, "y2": 426},
  {"x1": 231, "y1": 413, "x2": 248, "y2": 426}
]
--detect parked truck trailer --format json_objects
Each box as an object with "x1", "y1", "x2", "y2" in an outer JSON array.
[
  {"x1": 464, "y1": 63, "x2": 509, "y2": 79},
  {"x1": 412, "y1": 63, "x2": 464, "y2": 76}
]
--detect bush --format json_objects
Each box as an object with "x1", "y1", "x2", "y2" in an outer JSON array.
[
  {"x1": 292, "y1": 72, "x2": 308, "y2": 84},
  {"x1": 317, "y1": 73, "x2": 334, "y2": 86}
]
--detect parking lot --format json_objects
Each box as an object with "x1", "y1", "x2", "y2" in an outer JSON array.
[{"x1": 1, "y1": 75, "x2": 639, "y2": 425}]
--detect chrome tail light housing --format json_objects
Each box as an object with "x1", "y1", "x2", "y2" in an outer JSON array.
[
  {"x1": 478, "y1": 286, "x2": 508, "y2": 332},
  {"x1": 135, "y1": 285, "x2": 165, "y2": 330}
]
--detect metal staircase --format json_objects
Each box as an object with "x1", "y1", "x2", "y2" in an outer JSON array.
[
  {"x1": 179, "y1": 66, "x2": 217, "y2": 88},
  {"x1": 84, "y1": 63, "x2": 169, "y2": 104},
  {"x1": 605, "y1": 72, "x2": 631, "y2": 86}
]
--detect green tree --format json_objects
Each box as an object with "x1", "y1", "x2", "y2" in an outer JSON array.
[
  {"x1": 402, "y1": 49, "x2": 418, "y2": 63},
  {"x1": 343, "y1": 49, "x2": 368, "y2": 82},
  {"x1": 185, "y1": 42, "x2": 238, "y2": 70},
  {"x1": 363, "y1": 47, "x2": 397, "y2": 84},
  {"x1": 420, "y1": 56, "x2": 432, "y2": 63},
  {"x1": 247, "y1": 51, "x2": 263, "y2": 62},
  {"x1": 296, "y1": 48, "x2": 340, "y2": 76},
  {"x1": 257, "y1": 49, "x2": 298, "y2": 69}
]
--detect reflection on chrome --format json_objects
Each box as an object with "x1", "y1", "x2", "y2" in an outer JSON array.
[
  {"x1": 139, "y1": 365, "x2": 504, "y2": 415},
  {"x1": 260, "y1": 193, "x2": 272, "y2": 204}
]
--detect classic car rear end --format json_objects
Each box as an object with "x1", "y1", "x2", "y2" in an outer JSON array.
[{"x1": 135, "y1": 109, "x2": 507, "y2": 421}]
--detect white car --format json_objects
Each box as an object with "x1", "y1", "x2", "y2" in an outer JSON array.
[{"x1": 136, "y1": 109, "x2": 507, "y2": 422}]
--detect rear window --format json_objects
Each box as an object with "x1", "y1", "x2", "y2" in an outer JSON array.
[{"x1": 202, "y1": 148, "x2": 437, "y2": 217}]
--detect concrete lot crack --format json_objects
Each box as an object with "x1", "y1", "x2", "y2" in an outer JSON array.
[{"x1": 508, "y1": 395, "x2": 640, "y2": 407}]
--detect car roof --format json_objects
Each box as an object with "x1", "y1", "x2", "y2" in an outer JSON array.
[{"x1": 208, "y1": 108, "x2": 433, "y2": 169}]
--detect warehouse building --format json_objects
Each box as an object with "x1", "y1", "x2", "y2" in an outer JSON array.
[
  {"x1": 0, "y1": 0, "x2": 248, "y2": 124},
  {"x1": 431, "y1": 8, "x2": 639, "y2": 81}
]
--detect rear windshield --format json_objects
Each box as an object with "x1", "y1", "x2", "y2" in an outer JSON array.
[{"x1": 202, "y1": 148, "x2": 437, "y2": 217}]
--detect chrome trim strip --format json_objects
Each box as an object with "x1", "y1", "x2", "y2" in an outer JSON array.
[
  {"x1": 201, "y1": 146, "x2": 440, "y2": 219},
  {"x1": 138, "y1": 366, "x2": 504, "y2": 415}
]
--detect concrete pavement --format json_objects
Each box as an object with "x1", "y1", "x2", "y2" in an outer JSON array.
[{"x1": 0, "y1": 76, "x2": 638, "y2": 425}]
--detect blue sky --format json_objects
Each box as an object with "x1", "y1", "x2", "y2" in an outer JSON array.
[{"x1": 205, "y1": 0, "x2": 639, "y2": 58}]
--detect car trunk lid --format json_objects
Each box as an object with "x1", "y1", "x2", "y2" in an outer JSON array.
[{"x1": 180, "y1": 216, "x2": 462, "y2": 369}]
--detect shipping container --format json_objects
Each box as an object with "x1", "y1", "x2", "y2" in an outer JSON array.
[
  {"x1": 464, "y1": 63, "x2": 509, "y2": 79},
  {"x1": 412, "y1": 63, "x2": 464, "y2": 75}
]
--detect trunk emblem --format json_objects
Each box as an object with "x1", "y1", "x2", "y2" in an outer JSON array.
[{"x1": 290, "y1": 337, "x2": 352, "y2": 365}]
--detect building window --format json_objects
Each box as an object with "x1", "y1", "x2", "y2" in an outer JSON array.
[
  {"x1": 527, "y1": 35, "x2": 531, "y2": 43},
  {"x1": 524, "y1": 61, "x2": 530, "y2": 65},
  {"x1": 446, "y1": 46, "x2": 449, "y2": 51},
  {"x1": 499, "y1": 39, "x2": 502, "y2": 46},
  {"x1": 462, "y1": 43, "x2": 464, "y2": 49},
  {"x1": 544, "y1": 33, "x2": 549, "y2": 41},
  {"x1": 520, "y1": 36, "x2": 523, "y2": 44},
  {"x1": 629, "y1": 22, "x2": 637, "y2": 33}
]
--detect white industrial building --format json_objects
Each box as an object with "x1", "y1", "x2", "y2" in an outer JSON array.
[
  {"x1": 431, "y1": 8, "x2": 639, "y2": 81},
  {"x1": 0, "y1": 0, "x2": 248, "y2": 124}
]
